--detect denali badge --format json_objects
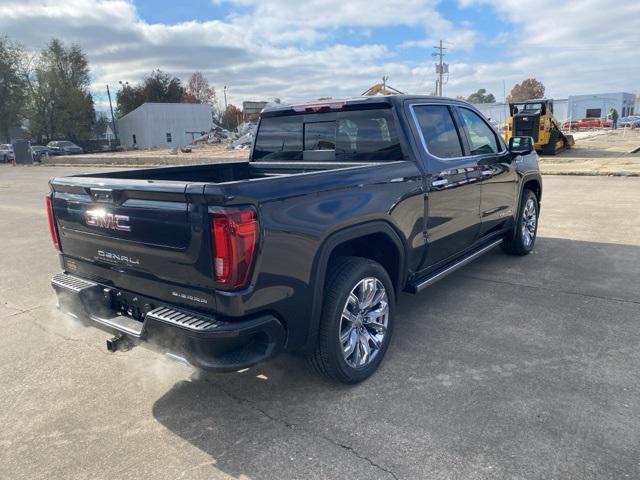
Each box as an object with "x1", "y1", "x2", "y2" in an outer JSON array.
[
  {"x1": 97, "y1": 249, "x2": 140, "y2": 266},
  {"x1": 85, "y1": 209, "x2": 131, "y2": 232}
]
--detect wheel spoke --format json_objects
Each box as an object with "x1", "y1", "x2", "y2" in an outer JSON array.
[
  {"x1": 341, "y1": 328, "x2": 357, "y2": 357},
  {"x1": 365, "y1": 319, "x2": 387, "y2": 336},
  {"x1": 363, "y1": 329, "x2": 381, "y2": 350},
  {"x1": 365, "y1": 301, "x2": 388, "y2": 319},
  {"x1": 342, "y1": 310, "x2": 358, "y2": 324},
  {"x1": 358, "y1": 335, "x2": 371, "y2": 365},
  {"x1": 361, "y1": 278, "x2": 377, "y2": 308}
]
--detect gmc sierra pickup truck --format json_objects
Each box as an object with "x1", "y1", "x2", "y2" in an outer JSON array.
[{"x1": 48, "y1": 95, "x2": 542, "y2": 383}]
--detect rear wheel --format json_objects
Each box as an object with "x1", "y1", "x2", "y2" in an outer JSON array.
[
  {"x1": 308, "y1": 256, "x2": 395, "y2": 384},
  {"x1": 542, "y1": 130, "x2": 560, "y2": 155},
  {"x1": 502, "y1": 189, "x2": 539, "y2": 256}
]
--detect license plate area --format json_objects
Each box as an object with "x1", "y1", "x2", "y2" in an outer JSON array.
[{"x1": 103, "y1": 287, "x2": 159, "y2": 322}]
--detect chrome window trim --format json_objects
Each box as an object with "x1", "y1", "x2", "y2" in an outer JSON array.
[{"x1": 408, "y1": 102, "x2": 506, "y2": 162}]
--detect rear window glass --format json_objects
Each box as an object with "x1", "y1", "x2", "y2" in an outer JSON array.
[
  {"x1": 253, "y1": 109, "x2": 403, "y2": 162},
  {"x1": 305, "y1": 121, "x2": 336, "y2": 150},
  {"x1": 253, "y1": 116, "x2": 303, "y2": 161}
]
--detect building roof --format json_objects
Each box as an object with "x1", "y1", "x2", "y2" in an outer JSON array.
[{"x1": 118, "y1": 102, "x2": 211, "y2": 121}]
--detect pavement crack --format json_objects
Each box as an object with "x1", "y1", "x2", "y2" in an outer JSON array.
[
  {"x1": 461, "y1": 274, "x2": 640, "y2": 306},
  {"x1": 205, "y1": 378, "x2": 399, "y2": 480}
]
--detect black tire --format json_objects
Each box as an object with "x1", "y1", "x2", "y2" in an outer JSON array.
[
  {"x1": 502, "y1": 189, "x2": 539, "y2": 256},
  {"x1": 542, "y1": 130, "x2": 560, "y2": 155},
  {"x1": 308, "y1": 256, "x2": 395, "y2": 384}
]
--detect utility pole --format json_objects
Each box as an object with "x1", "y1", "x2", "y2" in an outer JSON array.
[
  {"x1": 223, "y1": 85, "x2": 228, "y2": 110},
  {"x1": 106, "y1": 85, "x2": 118, "y2": 142},
  {"x1": 432, "y1": 40, "x2": 447, "y2": 96}
]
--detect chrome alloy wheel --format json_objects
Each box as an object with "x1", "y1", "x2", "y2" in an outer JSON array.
[
  {"x1": 522, "y1": 197, "x2": 537, "y2": 248},
  {"x1": 339, "y1": 277, "x2": 389, "y2": 368}
]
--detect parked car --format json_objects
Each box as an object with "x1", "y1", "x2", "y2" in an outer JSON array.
[
  {"x1": 562, "y1": 118, "x2": 611, "y2": 130},
  {"x1": 47, "y1": 96, "x2": 542, "y2": 383},
  {"x1": 619, "y1": 116, "x2": 640, "y2": 128},
  {"x1": 0, "y1": 144, "x2": 15, "y2": 162},
  {"x1": 30, "y1": 145, "x2": 50, "y2": 162},
  {"x1": 47, "y1": 140, "x2": 84, "y2": 155}
]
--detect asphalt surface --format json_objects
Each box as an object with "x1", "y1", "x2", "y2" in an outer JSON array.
[{"x1": 1, "y1": 165, "x2": 639, "y2": 480}]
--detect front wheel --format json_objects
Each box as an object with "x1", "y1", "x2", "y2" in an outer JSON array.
[
  {"x1": 502, "y1": 189, "x2": 539, "y2": 256},
  {"x1": 308, "y1": 256, "x2": 395, "y2": 384}
]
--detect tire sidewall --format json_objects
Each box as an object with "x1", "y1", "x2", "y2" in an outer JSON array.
[
  {"x1": 324, "y1": 260, "x2": 395, "y2": 383},
  {"x1": 516, "y1": 190, "x2": 539, "y2": 253}
]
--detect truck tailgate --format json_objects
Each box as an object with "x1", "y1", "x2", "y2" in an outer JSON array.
[{"x1": 50, "y1": 177, "x2": 216, "y2": 302}]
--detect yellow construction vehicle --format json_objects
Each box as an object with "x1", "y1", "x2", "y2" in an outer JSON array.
[
  {"x1": 362, "y1": 76, "x2": 404, "y2": 96},
  {"x1": 505, "y1": 99, "x2": 574, "y2": 155}
]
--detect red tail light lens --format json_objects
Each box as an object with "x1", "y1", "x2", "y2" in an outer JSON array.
[
  {"x1": 210, "y1": 206, "x2": 258, "y2": 289},
  {"x1": 45, "y1": 194, "x2": 61, "y2": 250}
]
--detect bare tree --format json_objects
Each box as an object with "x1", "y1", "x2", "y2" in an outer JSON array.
[{"x1": 185, "y1": 72, "x2": 216, "y2": 105}]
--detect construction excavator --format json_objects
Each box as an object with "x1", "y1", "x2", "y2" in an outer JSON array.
[
  {"x1": 362, "y1": 76, "x2": 405, "y2": 96},
  {"x1": 505, "y1": 99, "x2": 574, "y2": 155}
]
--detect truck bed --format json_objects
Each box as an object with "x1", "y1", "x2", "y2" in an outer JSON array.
[{"x1": 71, "y1": 160, "x2": 356, "y2": 184}]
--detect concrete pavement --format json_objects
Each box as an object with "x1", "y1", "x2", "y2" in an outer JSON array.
[{"x1": 1, "y1": 165, "x2": 639, "y2": 479}]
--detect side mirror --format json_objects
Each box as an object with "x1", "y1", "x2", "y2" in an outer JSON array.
[{"x1": 509, "y1": 136, "x2": 534, "y2": 156}]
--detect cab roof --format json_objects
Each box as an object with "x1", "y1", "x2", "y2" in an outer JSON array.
[{"x1": 261, "y1": 95, "x2": 472, "y2": 116}]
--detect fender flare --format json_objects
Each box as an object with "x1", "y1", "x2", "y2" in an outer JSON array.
[{"x1": 302, "y1": 220, "x2": 406, "y2": 352}]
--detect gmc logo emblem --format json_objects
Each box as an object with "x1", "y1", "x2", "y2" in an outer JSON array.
[{"x1": 84, "y1": 209, "x2": 131, "y2": 232}]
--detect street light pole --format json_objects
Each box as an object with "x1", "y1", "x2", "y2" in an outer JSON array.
[{"x1": 106, "y1": 84, "x2": 118, "y2": 142}]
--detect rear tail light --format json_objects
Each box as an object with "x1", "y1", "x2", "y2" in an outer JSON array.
[
  {"x1": 209, "y1": 206, "x2": 258, "y2": 289},
  {"x1": 45, "y1": 194, "x2": 60, "y2": 250}
]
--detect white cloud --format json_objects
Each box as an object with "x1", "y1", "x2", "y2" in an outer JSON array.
[{"x1": 0, "y1": 0, "x2": 637, "y2": 110}]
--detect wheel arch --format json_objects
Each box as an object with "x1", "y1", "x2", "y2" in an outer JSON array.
[
  {"x1": 303, "y1": 221, "x2": 406, "y2": 353},
  {"x1": 522, "y1": 174, "x2": 542, "y2": 203}
]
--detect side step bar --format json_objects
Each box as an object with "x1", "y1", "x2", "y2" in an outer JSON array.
[{"x1": 407, "y1": 238, "x2": 503, "y2": 293}]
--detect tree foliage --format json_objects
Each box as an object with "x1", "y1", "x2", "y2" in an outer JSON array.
[
  {"x1": 116, "y1": 70, "x2": 186, "y2": 117},
  {"x1": 185, "y1": 72, "x2": 216, "y2": 105},
  {"x1": 26, "y1": 39, "x2": 95, "y2": 142},
  {"x1": 507, "y1": 78, "x2": 546, "y2": 102},
  {"x1": 466, "y1": 88, "x2": 496, "y2": 104},
  {"x1": 221, "y1": 104, "x2": 242, "y2": 130},
  {"x1": 0, "y1": 36, "x2": 27, "y2": 141}
]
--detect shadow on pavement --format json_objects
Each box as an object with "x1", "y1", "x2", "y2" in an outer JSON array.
[{"x1": 152, "y1": 237, "x2": 640, "y2": 479}]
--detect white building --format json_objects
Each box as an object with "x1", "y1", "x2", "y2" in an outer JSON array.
[
  {"x1": 568, "y1": 92, "x2": 635, "y2": 120},
  {"x1": 117, "y1": 103, "x2": 213, "y2": 149}
]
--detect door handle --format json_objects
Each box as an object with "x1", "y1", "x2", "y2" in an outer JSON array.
[
  {"x1": 481, "y1": 169, "x2": 493, "y2": 177},
  {"x1": 431, "y1": 178, "x2": 448, "y2": 187}
]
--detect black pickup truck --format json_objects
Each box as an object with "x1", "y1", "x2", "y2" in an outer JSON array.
[{"x1": 48, "y1": 96, "x2": 541, "y2": 383}]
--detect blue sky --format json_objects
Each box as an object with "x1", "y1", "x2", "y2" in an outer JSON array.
[{"x1": 1, "y1": 0, "x2": 638, "y2": 111}]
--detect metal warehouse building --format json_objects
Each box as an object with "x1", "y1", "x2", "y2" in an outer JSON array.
[
  {"x1": 117, "y1": 103, "x2": 213, "y2": 149},
  {"x1": 568, "y1": 92, "x2": 635, "y2": 120}
]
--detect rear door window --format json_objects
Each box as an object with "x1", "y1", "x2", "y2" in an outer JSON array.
[{"x1": 412, "y1": 105, "x2": 463, "y2": 159}]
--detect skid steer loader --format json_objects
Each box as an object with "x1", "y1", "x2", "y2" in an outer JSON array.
[{"x1": 505, "y1": 99, "x2": 574, "y2": 155}]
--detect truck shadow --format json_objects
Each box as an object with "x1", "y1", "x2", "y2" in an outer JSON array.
[{"x1": 152, "y1": 236, "x2": 640, "y2": 479}]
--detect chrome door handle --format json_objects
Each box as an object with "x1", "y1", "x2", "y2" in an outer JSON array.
[{"x1": 432, "y1": 178, "x2": 448, "y2": 187}]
